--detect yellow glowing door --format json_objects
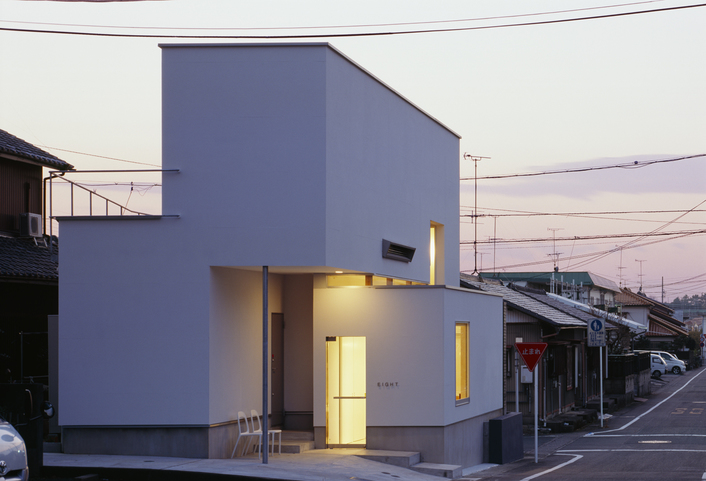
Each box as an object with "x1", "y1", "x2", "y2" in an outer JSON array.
[{"x1": 326, "y1": 336, "x2": 366, "y2": 447}]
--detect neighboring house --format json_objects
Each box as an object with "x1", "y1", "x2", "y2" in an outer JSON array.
[
  {"x1": 482, "y1": 271, "x2": 621, "y2": 307},
  {"x1": 0, "y1": 129, "x2": 73, "y2": 384},
  {"x1": 684, "y1": 317, "x2": 703, "y2": 332},
  {"x1": 615, "y1": 288, "x2": 688, "y2": 347},
  {"x1": 57, "y1": 43, "x2": 504, "y2": 468},
  {"x1": 461, "y1": 276, "x2": 592, "y2": 420}
]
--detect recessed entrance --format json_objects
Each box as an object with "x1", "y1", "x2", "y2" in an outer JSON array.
[{"x1": 326, "y1": 336, "x2": 366, "y2": 447}]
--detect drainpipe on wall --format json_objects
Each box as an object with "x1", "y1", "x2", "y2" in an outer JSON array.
[{"x1": 262, "y1": 266, "x2": 269, "y2": 464}]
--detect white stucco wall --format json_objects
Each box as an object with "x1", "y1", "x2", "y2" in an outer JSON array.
[
  {"x1": 160, "y1": 43, "x2": 460, "y2": 284},
  {"x1": 312, "y1": 283, "x2": 503, "y2": 428},
  {"x1": 208, "y1": 268, "x2": 283, "y2": 424},
  {"x1": 58, "y1": 219, "x2": 211, "y2": 426},
  {"x1": 323, "y1": 48, "x2": 460, "y2": 285},
  {"x1": 161, "y1": 44, "x2": 328, "y2": 269},
  {"x1": 623, "y1": 306, "x2": 649, "y2": 328}
]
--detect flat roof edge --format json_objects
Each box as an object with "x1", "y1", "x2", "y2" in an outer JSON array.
[
  {"x1": 158, "y1": 42, "x2": 462, "y2": 139},
  {"x1": 55, "y1": 215, "x2": 177, "y2": 221}
]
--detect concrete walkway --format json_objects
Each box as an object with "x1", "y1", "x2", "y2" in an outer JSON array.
[{"x1": 44, "y1": 449, "x2": 499, "y2": 481}]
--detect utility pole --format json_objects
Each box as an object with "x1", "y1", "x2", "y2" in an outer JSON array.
[
  {"x1": 616, "y1": 245, "x2": 626, "y2": 288},
  {"x1": 464, "y1": 153, "x2": 490, "y2": 275},
  {"x1": 490, "y1": 216, "x2": 499, "y2": 273},
  {"x1": 547, "y1": 228, "x2": 563, "y2": 271},
  {"x1": 635, "y1": 259, "x2": 647, "y2": 293}
]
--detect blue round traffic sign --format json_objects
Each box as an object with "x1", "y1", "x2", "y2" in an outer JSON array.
[{"x1": 590, "y1": 319, "x2": 603, "y2": 331}]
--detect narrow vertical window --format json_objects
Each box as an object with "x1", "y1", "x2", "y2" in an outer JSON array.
[
  {"x1": 430, "y1": 221, "x2": 444, "y2": 285},
  {"x1": 455, "y1": 322, "x2": 469, "y2": 403},
  {"x1": 429, "y1": 225, "x2": 436, "y2": 285}
]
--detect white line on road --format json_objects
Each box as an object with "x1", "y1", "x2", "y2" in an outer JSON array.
[
  {"x1": 558, "y1": 449, "x2": 706, "y2": 453},
  {"x1": 586, "y1": 433, "x2": 706, "y2": 438},
  {"x1": 585, "y1": 368, "x2": 706, "y2": 437},
  {"x1": 519, "y1": 454, "x2": 583, "y2": 481}
]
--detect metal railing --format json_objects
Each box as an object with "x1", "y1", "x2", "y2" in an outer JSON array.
[{"x1": 43, "y1": 169, "x2": 180, "y2": 255}]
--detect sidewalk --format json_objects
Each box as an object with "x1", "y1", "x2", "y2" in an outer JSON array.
[
  {"x1": 44, "y1": 449, "x2": 459, "y2": 481},
  {"x1": 41, "y1": 431, "x2": 583, "y2": 481}
]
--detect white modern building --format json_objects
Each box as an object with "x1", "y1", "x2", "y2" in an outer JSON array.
[{"x1": 57, "y1": 43, "x2": 503, "y2": 468}]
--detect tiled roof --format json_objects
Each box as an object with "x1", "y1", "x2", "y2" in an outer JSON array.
[
  {"x1": 461, "y1": 275, "x2": 586, "y2": 327},
  {"x1": 0, "y1": 128, "x2": 74, "y2": 170},
  {"x1": 519, "y1": 288, "x2": 597, "y2": 324},
  {"x1": 615, "y1": 288, "x2": 652, "y2": 306},
  {"x1": 586, "y1": 273, "x2": 621, "y2": 292},
  {"x1": 478, "y1": 271, "x2": 620, "y2": 292},
  {"x1": 647, "y1": 314, "x2": 688, "y2": 337},
  {"x1": 0, "y1": 235, "x2": 58, "y2": 281}
]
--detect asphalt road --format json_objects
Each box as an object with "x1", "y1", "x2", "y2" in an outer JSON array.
[{"x1": 476, "y1": 368, "x2": 706, "y2": 481}]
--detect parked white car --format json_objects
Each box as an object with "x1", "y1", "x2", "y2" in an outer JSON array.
[
  {"x1": 0, "y1": 416, "x2": 29, "y2": 481},
  {"x1": 652, "y1": 351, "x2": 687, "y2": 375},
  {"x1": 650, "y1": 354, "x2": 667, "y2": 377}
]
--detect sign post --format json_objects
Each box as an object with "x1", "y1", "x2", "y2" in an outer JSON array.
[
  {"x1": 515, "y1": 342, "x2": 548, "y2": 463},
  {"x1": 515, "y1": 337, "x2": 523, "y2": 414},
  {"x1": 588, "y1": 318, "x2": 607, "y2": 427}
]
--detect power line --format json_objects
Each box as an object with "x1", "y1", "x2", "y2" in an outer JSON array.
[
  {"x1": 0, "y1": 0, "x2": 668, "y2": 31},
  {"x1": 643, "y1": 273, "x2": 706, "y2": 289},
  {"x1": 549, "y1": 198, "x2": 706, "y2": 271},
  {"x1": 38, "y1": 145, "x2": 161, "y2": 167},
  {"x1": 465, "y1": 228, "x2": 706, "y2": 245},
  {"x1": 2, "y1": 3, "x2": 706, "y2": 38},
  {"x1": 462, "y1": 212, "x2": 706, "y2": 225},
  {"x1": 480, "y1": 230, "x2": 698, "y2": 271},
  {"x1": 461, "y1": 207, "x2": 706, "y2": 217},
  {"x1": 461, "y1": 154, "x2": 705, "y2": 181}
]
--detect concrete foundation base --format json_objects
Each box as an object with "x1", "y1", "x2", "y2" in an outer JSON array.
[
  {"x1": 312, "y1": 409, "x2": 503, "y2": 468},
  {"x1": 62, "y1": 422, "x2": 241, "y2": 459}
]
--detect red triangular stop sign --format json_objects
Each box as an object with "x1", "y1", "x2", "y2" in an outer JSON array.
[{"x1": 515, "y1": 342, "x2": 548, "y2": 372}]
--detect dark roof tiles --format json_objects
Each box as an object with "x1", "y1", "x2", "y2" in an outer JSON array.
[
  {"x1": 0, "y1": 128, "x2": 74, "y2": 170},
  {"x1": 0, "y1": 235, "x2": 58, "y2": 281},
  {"x1": 461, "y1": 275, "x2": 586, "y2": 327}
]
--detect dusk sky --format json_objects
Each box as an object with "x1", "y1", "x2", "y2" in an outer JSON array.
[{"x1": 2, "y1": 0, "x2": 704, "y2": 301}]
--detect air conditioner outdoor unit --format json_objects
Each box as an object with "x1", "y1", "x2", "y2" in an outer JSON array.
[{"x1": 20, "y1": 213, "x2": 42, "y2": 237}]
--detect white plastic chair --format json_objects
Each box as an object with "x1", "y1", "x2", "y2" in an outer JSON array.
[
  {"x1": 231, "y1": 411, "x2": 262, "y2": 458},
  {"x1": 250, "y1": 409, "x2": 282, "y2": 455}
]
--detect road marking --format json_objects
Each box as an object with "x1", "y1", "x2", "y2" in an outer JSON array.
[
  {"x1": 559, "y1": 449, "x2": 706, "y2": 453},
  {"x1": 584, "y1": 434, "x2": 706, "y2": 438},
  {"x1": 638, "y1": 440, "x2": 671, "y2": 444},
  {"x1": 519, "y1": 454, "x2": 583, "y2": 481},
  {"x1": 585, "y1": 368, "x2": 706, "y2": 437}
]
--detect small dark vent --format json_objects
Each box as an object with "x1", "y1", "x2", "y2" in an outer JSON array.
[{"x1": 382, "y1": 239, "x2": 416, "y2": 263}]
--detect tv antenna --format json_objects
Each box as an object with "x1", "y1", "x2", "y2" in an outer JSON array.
[
  {"x1": 547, "y1": 227, "x2": 563, "y2": 271},
  {"x1": 463, "y1": 153, "x2": 490, "y2": 275}
]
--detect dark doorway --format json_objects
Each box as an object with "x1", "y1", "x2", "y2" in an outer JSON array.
[{"x1": 271, "y1": 313, "x2": 284, "y2": 427}]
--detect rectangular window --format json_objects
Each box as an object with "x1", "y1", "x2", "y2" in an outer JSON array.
[
  {"x1": 455, "y1": 323, "x2": 469, "y2": 404},
  {"x1": 430, "y1": 225, "x2": 436, "y2": 285}
]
